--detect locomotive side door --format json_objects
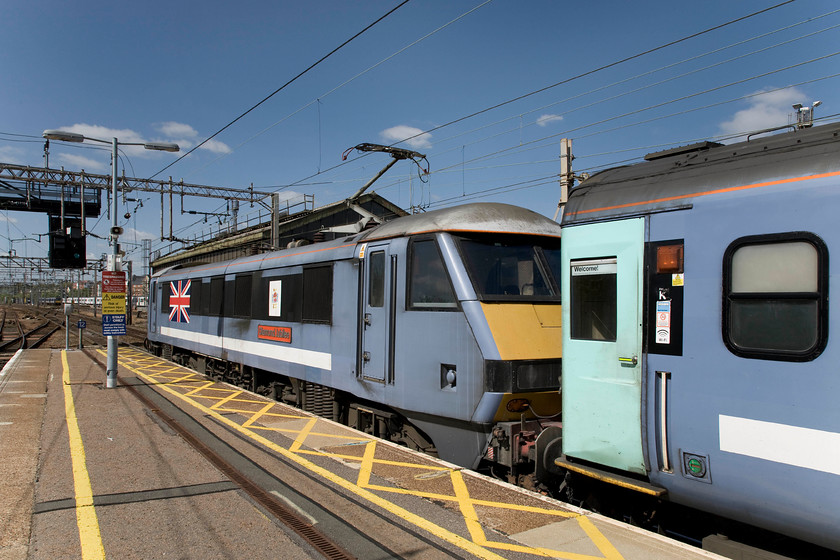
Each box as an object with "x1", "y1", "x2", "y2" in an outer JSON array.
[
  {"x1": 561, "y1": 217, "x2": 646, "y2": 475},
  {"x1": 150, "y1": 280, "x2": 160, "y2": 334},
  {"x1": 359, "y1": 242, "x2": 395, "y2": 383}
]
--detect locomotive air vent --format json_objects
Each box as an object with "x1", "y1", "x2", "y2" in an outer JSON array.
[{"x1": 644, "y1": 141, "x2": 724, "y2": 161}]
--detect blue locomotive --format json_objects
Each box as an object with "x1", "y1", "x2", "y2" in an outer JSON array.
[
  {"x1": 147, "y1": 203, "x2": 563, "y2": 478},
  {"x1": 555, "y1": 121, "x2": 840, "y2": 553}
]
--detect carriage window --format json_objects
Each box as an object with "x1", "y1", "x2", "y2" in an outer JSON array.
[
  {"x1": 200, "y1": 280, "x2": 212, "y2": 315},
  {"x1": 570, "y1": 258, "x2": 617, "y2": 341},
  {"x1": 159, "y1": 283, "x2": 169, "y2": 313},
  {"x1": 369, "y1": 251, "x2": 385, "y2": 308},
  {"x1": 409, "y1": 239, "x2": 457, "y2": 309},
  {"x1": 190, "y1": 281, "x2": 203, "y2": 317},
  {"x1": 233, "y1": 274, "x2": 252, "y2": 317},
  {"x1": 209, "y1": 277, "x2": 224, "y2": 317},
  {"x1": 724, "y1": 233, "x2": 827, "y2": 361},
  {"x1": 302, "y1": 265, "x2": 332, "y2": 323}
]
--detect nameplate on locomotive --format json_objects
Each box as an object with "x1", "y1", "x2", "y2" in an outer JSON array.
[{"x1": 257, "y1": 325, "x2": 292, "y2": 343}]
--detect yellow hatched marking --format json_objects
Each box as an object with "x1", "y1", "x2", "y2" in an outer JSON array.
[
  {"x1": 120, "y1": 350, "x2": 625, "y2": 560},
  {"x1": 289, "y1": 417, "x2": 319, "y2": 453},
  {"x1": 183, "y1": 380, "x2": 216, "y2": 396},
  {"x1": 209, "y1": 389, "x2": 244, "y2": 411},
  {"x1": 451, "y1": 469, "x2": 487, "y2": 544},
  {"x1": 62, "y1": 351, "x2": 106, "y2": 560},
  {"x1": 242, "y1": 402, "x2": 277, "y2": 428},
  {"x1": 357, "y1": 440, "x2": 377, "y2": 488}
]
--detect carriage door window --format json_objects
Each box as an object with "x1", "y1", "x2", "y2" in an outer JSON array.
[
  {"x1": 724, "y1": 233, "x2": 827, "y2": 361},
  {"x1": 570, "y1": 258, "x2": 617, "y2": 341},
  {"x1": 369, "y1": 251, "x2": 385, "y2": 307}
]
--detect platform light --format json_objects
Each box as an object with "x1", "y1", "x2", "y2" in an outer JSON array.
[{"x1": 43, "y1": 129, "x2": 179, "y2": 388}]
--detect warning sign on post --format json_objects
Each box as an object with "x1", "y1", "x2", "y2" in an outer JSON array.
[
  {"x1": 102, "y1": 292, "x2": 126, "y2": 314},
  {"x1": 102, "y1": 271, "x2": 126, "y2": 293},
  {"x1": 102, "y1": 271, "x2": 127, "y2": 336}
]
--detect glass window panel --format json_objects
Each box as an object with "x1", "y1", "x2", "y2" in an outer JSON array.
[
  {"x1": 369, "y1": 251, "x2": 385, "y2": 308},
  {"x1": 732, "y1": 242, "x2": 818, "y2": 293},
  {"x1": 302, "y1": 266, "x2": 332, "y2": 323},
  {"x1": 409, "y1": 240, "x2": 457, "y2": 309},
  {"x1": 570, "y1": 259, "x2": 617, "y2": 341},
  {"x1": 730, "y1": 299, "x2": 818, "y2": 352},
  {"x1": 459, "y1": 236, "x2": 558, "y2": 300}
]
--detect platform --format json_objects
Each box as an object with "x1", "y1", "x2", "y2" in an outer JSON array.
[{"x1": 0, "y1": 348, "x2": 724, "y2": 560}]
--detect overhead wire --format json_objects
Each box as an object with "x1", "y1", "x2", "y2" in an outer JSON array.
[
  {"x1": 404, "y1": 8, "x2": 840, "y2": 160},
  {"x1": 149, "y1": 0, "x2": 412, "y2": 180},
  {"x1": 373, "y1": 70, "x2": 840, "y2": 205},
  {"x1": 384, "y1": 1, "x2": 796, "y2": 149},
  {"x1": 419, "y1": 18, "x2": 840, "y2": 165},
  {"x1": 178, "y1": 0, "x2": 495, "y2": 182},
  {"x1": 162, "y1": 1, "x2": 833, "y2": 241},
  {"x1": 282, "y1": 1, "x2": 797, "y2": 192}
]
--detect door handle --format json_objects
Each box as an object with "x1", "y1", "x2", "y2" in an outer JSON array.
[{"x1": 619, "y1": 356, "x2": 638, "y2": 367}]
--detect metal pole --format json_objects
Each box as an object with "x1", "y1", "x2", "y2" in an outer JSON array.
[{"x1": 106, "y1": 137, "x2": 119, "y2": 388}]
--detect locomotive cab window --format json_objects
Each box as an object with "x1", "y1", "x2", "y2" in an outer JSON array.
[
  {"x1": 457, "y1": 234, "x2": 561, "y2": 301},
  {"x1": 723, "y1": 233, "x2": 827, "y2": 361},
  {"x1": 570, "y1": 258, "x2": 617, "y2": 341},
  {"x1": 408, "y1": 238, "x2": 457, "y2": 310}
]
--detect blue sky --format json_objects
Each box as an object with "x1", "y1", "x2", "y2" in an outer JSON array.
[{"x1": 1, "y1": 0, "x2": 839, "y2": 277}]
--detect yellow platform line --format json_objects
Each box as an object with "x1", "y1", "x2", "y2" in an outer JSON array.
[
  {"x1": 62, "y1": 351, "x2": 106, "y2": 560},
  {"x1": 116, "y1": 349, "x2": 625, "y2": 559}
]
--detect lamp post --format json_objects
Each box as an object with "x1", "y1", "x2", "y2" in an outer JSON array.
[{"x1": 43, "y1": 130, "x2": 178, "y2": 388}]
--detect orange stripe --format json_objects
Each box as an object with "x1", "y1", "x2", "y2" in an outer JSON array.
[
  {"x1": 159, "y1": 242, "x2": 357, "y2": 278},
  {"x1": 360, "y1": 227, "x2": 561, "y2": 243},
  {"x1": 566, "y1": 170, "x2": 840, "y2": 218}
]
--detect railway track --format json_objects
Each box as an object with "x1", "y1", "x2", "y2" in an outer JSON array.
[{"x1": 0, "y1": 304, "x2": 147, "y2": 370}]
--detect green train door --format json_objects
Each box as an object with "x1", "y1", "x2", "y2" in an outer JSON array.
[{"x1": 561, "y1": 218, "x2": 646, "y2": 474}]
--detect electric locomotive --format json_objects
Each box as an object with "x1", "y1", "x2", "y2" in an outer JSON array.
[
  {"x1": 147, "y1": 202, "x2": 563, "y2": 480},
  {"x1": 553, "y1": 121, "x2": 840, "y2": 552}
]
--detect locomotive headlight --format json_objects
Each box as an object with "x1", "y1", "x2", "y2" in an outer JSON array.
[{"x1": 506, "y1": 398, "x2": 530, "y2": 413}]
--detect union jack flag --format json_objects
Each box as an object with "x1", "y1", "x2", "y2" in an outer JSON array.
[{"x1": 169, "y1": 279, "x2": 191, "y2": 323}]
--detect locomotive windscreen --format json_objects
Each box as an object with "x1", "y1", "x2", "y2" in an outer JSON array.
[{"x1": 455, "y1": 234, "x2": 561, "y2": 302}]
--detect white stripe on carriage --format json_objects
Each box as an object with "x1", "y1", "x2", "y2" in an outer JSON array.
[
  {"x1": 160, "y1": 327, "x2": 332, "y2": 371},
  {"x1": 719, "y1": 415, "x2": 840, "y2": 476}
]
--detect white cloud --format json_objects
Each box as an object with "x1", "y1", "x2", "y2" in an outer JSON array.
[
  {"x1": 155, "y1": 122, "x2": 231, "y2": 154},
  {"x1": 155, "y1": 122, "x2": 198, "y2": 138},
  {"x1": 718, "y1": 88, "x2": 806, "y2": 136},
  {"x1": 120, "y1": 225, "x2": 158, "y2": 240},
  {"x1": 536, "y1": 114, "x2": 563, "y2": 127},
  {"x1": 56, "y1": 153, "x2": 107, "y2": 172},
  {"x1": 0, "y1": 145, "x2": 24, "y2": 162},
  {"x1": 50, "y1": 123, "x2": 166, "y2": 158},
  {"x1": 202, "y1": 138, "x2": 232, "y2": 154},
  {"x1": 48, "y1": 122, "x2": 231, "y2": 157},
  {"x1": 380, "y1": 125, "x2": 432, "y2": 150}
]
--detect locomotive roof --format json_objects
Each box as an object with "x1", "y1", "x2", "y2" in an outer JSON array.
[
  {"x1": 562, "y1": 121, "x2": 840, "y2": 225},
  {"x1": 358, "y1": 202, "x2": 561, "y2": 241}
]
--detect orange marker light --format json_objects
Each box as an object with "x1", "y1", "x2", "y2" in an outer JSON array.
[
  {"x1": 506, "y1": 398, "x2": 531, "y2": 413},
  {"x1": 657, "y1": 244, "x2": 684, "y2": 274}
]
